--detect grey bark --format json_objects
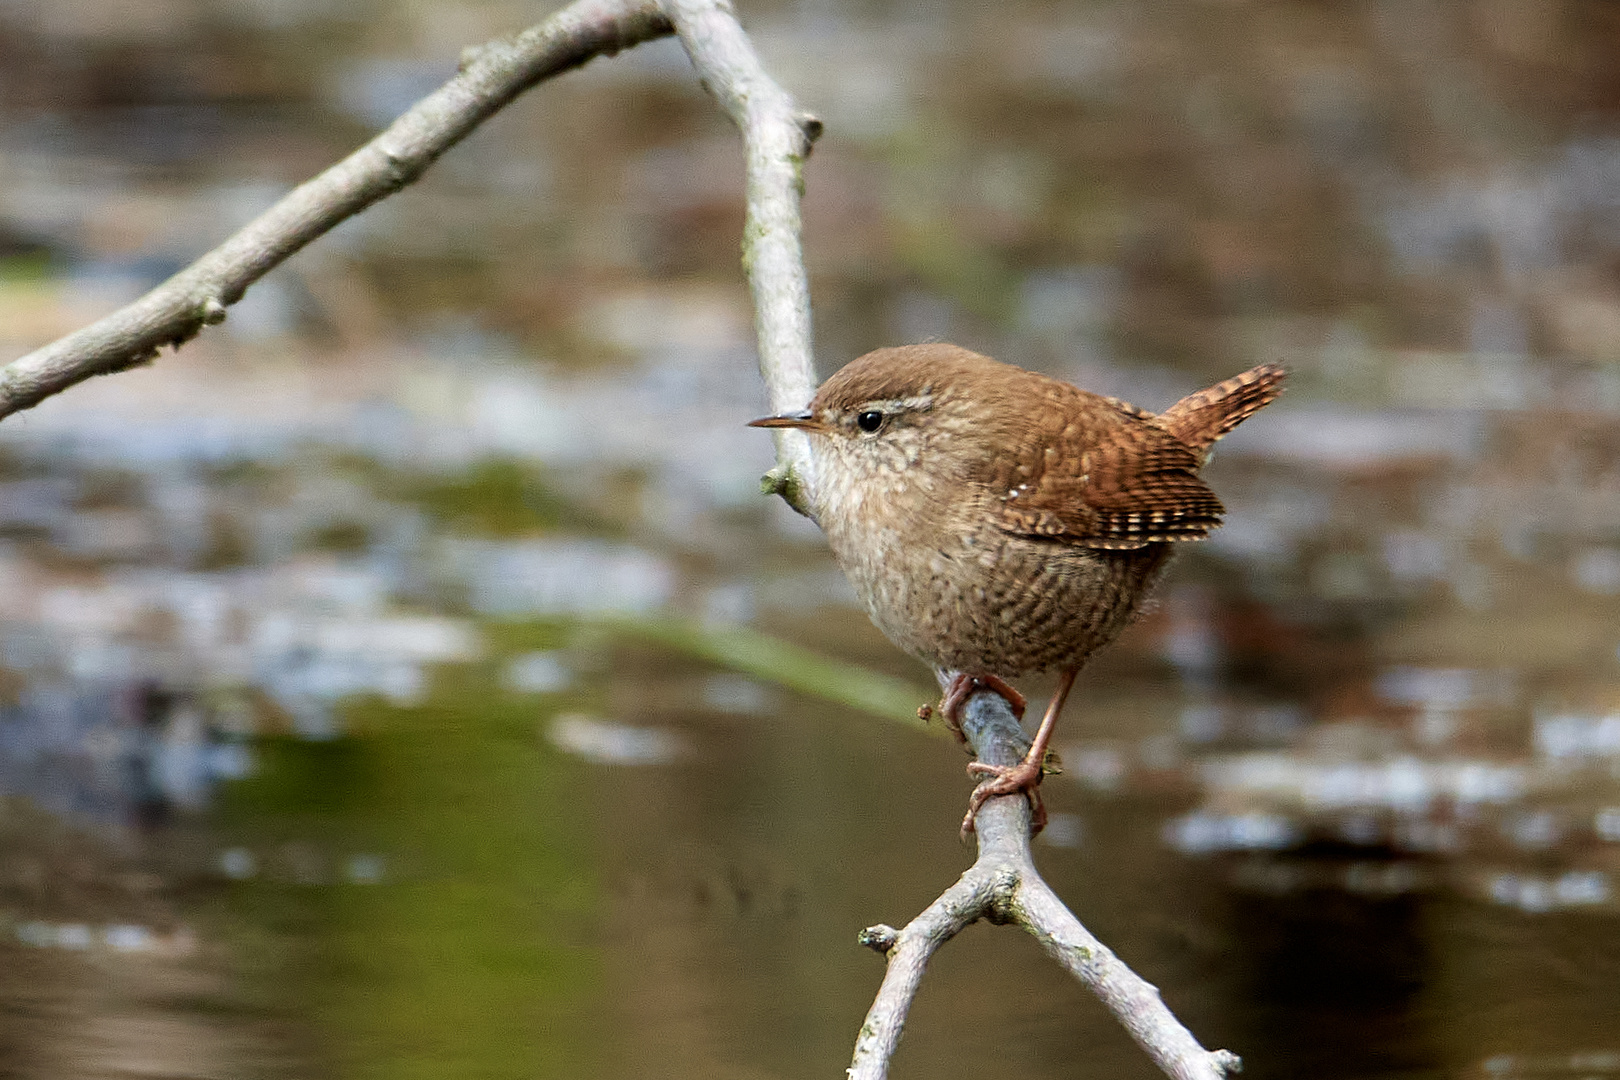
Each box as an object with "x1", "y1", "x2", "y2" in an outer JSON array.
[
  {"x1": 847, "y1": 687, "x2": 1243, "y2": 1080},
  {"x1": 1, "y1": 4, "x2": 1240, "y2": 1076},
  {"x1": 664, "y1": 0, "x2": 822, "y2": 514}
]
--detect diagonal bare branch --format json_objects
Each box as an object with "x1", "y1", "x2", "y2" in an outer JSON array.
[
  {"x1": 0, "y1": 0, "x2": 674, "y2": 422},
  {"x1": 849, "y1": 865, "x2": 1011, "y2": 1076}
]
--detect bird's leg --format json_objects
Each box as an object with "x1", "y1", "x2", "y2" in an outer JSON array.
[
  {"x1": 960, "y1": 665, "x2": 1078, "y2": 837},
  {"x1": 937, "y1": 672, "x2": 1026, "y2": 743}
]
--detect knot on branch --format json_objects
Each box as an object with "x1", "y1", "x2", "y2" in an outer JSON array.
[
  {"x1": 983, "y1": 867, "x2": 1021, "y2": 926},
  {"x1": 857, "y1": 924, "x2": 899, "y2": 955},
  {"x1": 378, "y1": 147, "x2": 426, "y2": 191},
  {"x1": 104, "y1": 346, "x2": 160, "y2": 375},
  {"x1": 1211, "y1": 1049, "x2": 1244, "y2": 1075},
  {"x1": 605, "y1": 8, "x2": 674, "y2": 54}
]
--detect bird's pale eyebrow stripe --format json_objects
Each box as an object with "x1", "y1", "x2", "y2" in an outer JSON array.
[{"x1": 861, "y1": 395, "x2": 934, "y2": 413}]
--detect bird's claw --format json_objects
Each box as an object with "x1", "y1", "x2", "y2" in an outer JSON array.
[
  {"x1": 959, "y1": 758, "x2": 1047, "y2": 839},
  {"x1": 938, "y1": 673, "x2": 1027, "y2": 743}
]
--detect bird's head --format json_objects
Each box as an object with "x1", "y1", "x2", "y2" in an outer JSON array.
[{"x1": 748, "y1": 343, "x2": 1023, "y2": 481}]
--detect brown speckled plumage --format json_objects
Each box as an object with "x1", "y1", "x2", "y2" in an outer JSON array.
[
  {"x1": 797, "y1": 343, "x2": 1284, "y2": 678},
  {"x1": 751, "y1": 343, "x2": 1284, "y2": 832}
]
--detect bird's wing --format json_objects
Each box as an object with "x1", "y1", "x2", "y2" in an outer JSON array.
[{"x1": 988, "y1": 388, "x2": 1224, "y2": 550}]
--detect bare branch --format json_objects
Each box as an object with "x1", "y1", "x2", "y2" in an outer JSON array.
[
  {"x1": 5, "y1": 6, "x2": 1237, "y2": 1073},
  {"x1": 648, "y1": 13, "x2": 1236, "y2": 1073},
  {"x1": 1013, "y1": 874, "x2": 1243, "y2": 1080},
  {"x1": 663, "y1": 0, "x2": 823, "y2": 515},
  {"x1": 850, "y1": 865, "x2": 1010, "y2": 1079},
  {"x1": 0, "y1": 0, "x2": 674, "y2": 422},
  {"x1": 849, "y1": 687, "x2": 1241, "y2": 1080}
]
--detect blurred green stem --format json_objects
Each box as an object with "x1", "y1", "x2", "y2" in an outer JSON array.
[{"x1": 599, "y1": 615, "x2": 932, "y2": 731}]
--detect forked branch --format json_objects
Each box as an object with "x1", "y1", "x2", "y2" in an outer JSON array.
[
  {"x1": 4, "y1": 4, "x2": 1235, "y2": 1076},
  {"x1": 848, "y1": 686, "x2": 1242, "y2": 1080}
]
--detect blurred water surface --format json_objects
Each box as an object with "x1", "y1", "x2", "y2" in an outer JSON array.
[{"x1": 1, "y1": 0, "x2": 1620, "y2": 1077}]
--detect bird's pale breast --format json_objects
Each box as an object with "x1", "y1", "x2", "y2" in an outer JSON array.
[{"x1": 824, "y1": 489, "x2": 1170, "y2": 678}]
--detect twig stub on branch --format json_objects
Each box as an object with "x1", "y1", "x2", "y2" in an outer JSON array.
[{"x1": 857, "y1": 925, "x2": 899, "y2": 955}]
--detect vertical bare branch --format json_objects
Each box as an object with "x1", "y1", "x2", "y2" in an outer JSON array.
[
  {"x1": 665, "y1": 15, "x2": 1240, "y2": 1071},
  {"x1": 0, "y1": 0, "x2": 674, "y2": 422},
  {"x1": 2, "y1": 6, "x2": 1243, "y2": 1075},
  {"x1": 662, "y1": 0, "x2": 823, "y2": 515}
]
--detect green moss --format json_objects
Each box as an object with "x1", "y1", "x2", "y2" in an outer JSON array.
[
  {"x1": 740, "y1": 216, "x2": 771, "y2": 276},
  {"x1": 759, "y1": 463, "x2": 811, "y2": 516}
]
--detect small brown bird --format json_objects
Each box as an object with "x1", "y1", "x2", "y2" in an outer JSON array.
[{"x1": 751, "y1": 344, "x2": 1284, "y2": 834}]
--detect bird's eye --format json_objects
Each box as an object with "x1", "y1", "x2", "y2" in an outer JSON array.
[{"x1": 856, "y1": 410, "x2": 884, "y2": 433}]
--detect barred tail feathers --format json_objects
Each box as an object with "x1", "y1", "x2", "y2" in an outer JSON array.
[{"x1": 1158, "y1": 363, "x2": 1286, "y2": 456}]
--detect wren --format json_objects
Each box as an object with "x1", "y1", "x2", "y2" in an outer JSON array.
[{"x1": 751, "y1": 343, "x2": 1285, "y2": 835}]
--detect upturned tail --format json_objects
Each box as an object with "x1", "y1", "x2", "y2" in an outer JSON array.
[{"x1": 1158, "y1": 363, "x2": 1286, "y2": 459}]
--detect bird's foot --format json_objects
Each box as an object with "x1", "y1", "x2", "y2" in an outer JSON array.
[
  {"x1": 937, "y1": 673, "x2": 1026, "y2": 742},
  {"x1": 960, "y1": 756, "x2": 1047, "y2": 839}
]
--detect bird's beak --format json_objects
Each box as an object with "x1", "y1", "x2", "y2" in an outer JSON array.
[{"x1": 748, "y1": 410, "x2": 828, "y2": 433}]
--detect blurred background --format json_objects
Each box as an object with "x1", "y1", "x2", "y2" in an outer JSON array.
[{"x1": 0, "y1": 0, "x2": 1618, "y2": 1077}]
